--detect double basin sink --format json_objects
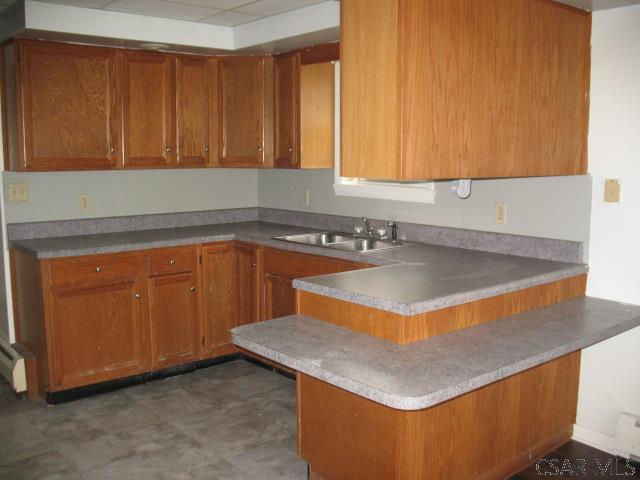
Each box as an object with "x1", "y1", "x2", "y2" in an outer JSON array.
[{"x1": 273, "y1": 231, "x2": 411, "y2": 253}]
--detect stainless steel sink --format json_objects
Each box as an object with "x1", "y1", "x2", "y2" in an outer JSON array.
[
  {"x1": 272, "y1": 232, "x2": 411, "y2": 252},
  {"x1": 324, "y1": 238, "x2": 399, "y2": 252},
  {"x1": 273, "y1": 232, "x2": 351, "y2": 246}
]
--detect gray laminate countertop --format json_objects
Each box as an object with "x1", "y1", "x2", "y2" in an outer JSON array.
[
  {"x1": 11, "y1": 221, "x2": 587, "y2": 315},
  {"x1": 231, "y1": 297, "x2": 640, "y2": 410}
]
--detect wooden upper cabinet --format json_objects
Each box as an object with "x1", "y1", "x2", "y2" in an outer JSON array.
[
  {"x1": 274, "y1": 52, "x2": 300, "y2": 168},
  {"x1": 274, "y1": 52, "x2": 335, "y2": 170},
  {"x1": 176, "y1": 55, "x2": 212, "y2": 168},
  {"x1": 9, "y1": 41, "x2": 121, "y2": 171},
  {"x1": 341, "y1": 0, "x2": 591, "y2": 180},
  {"x1": 122, "y1": 51, "x2": 175, "y2": 168},
  {"x1": 217, "y1": 56, "x2": 274, "y2": 167}
]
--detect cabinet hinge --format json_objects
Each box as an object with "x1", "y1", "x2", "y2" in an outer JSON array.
[
  {"x1": 201, "y1": 336, "x2": 205, "y2": 346},
  {"x1": 199, "y1": 255, "x2": 202, "y2": 265}
]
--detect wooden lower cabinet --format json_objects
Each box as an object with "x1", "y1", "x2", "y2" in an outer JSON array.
[
  {"x1": 262, "y1": 248, "x2": 369, "y2": 321},
  {"x1": 48, "y1": 278, "x2": 147, "y2": 390},
  {"x1": 145, "y1": 246, "x2": 200, "y2": 369},
  {"x1": 201, "y1": 242, "x2": 238, "y2": 356},
  {"x1": 11, "y1": 241, "x2": 370, "y2": 396},
  {"x1": 237, "y1": 242, "x2": 262, "y2": 325}
]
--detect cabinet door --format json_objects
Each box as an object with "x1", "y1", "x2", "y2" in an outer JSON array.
[
  {"x1": 202, "y1": 243, "x2": 237, "y2": 356},
  {"x1": 237, "y1": 243, "x2": 261, "y2": 325},
  {"x1": 123, "y1": 52, "x2": 175, "y2": 168},
  {"x1": 148, "y1": 271, "x2": 200, "y2": 369},
  {"x1": 218, "y1": 57, "x2": 266, "y2": 167},
  {"x1": 274, "y1": 53, "x2": 299, "y2": 168},
  {"x1": 17, "y1": 41, "x2": 121, "y2": 170},
  {"x1": 176, "y1": 55, "x2": 210, "y2": 167},
  {"x1": 48, "y1": 280, "x2": 147, "y2": 390},
  {"x1": 263, "y1": 272, "x2": 296, "y2": 321}
]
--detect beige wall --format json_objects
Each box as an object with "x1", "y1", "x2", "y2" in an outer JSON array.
[
  {"x1": 258, "y1": 169, "x2": 592, "y2": 245},
  {"x1": 3, "y1": 169, "x2": 259, "y2": 224}
]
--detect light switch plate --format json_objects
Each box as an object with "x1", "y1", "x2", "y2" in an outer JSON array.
[
  {"x1": 604, "y1": 179, "x2": 621, "y2": 203},
  {"x1": 8, "y1": 183, "x2": 28, "y2": 202}
]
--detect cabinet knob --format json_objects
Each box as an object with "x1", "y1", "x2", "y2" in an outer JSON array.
[
  {"x1": 169, "y1": 259, "x2": 176, "y2": 265},
  {"x1": 288, "y1": 146, "x2": 293, "y2": 153},
  {"x1": 257, "y1": 145, "x2": 263, "y2": 152},
  {"x1": 190, "y1": 287, "x2": 196, "y2": 292},
  {"x1": 165, "y1": 146, "x2": 171, "y2": 153},
  {"x1": 135, "y1": 293, "x2": 141, "y2": 299},
  {"x1": 251, "y1": 262, "x2": 256, "y2": 267},
  {"x1": 204, "y1": 145, "x2": 209, "y2": 153},
  {"x1": 109, "y1": 147, "x2": 115, "y2": 154},
  {"x1": 95, "y1": 266, "x2": 102, "y2": 272}
]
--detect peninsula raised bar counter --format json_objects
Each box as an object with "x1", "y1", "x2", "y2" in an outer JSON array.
[{"x1": 233, "y1": 298, "x2": 640, "y2": 480}]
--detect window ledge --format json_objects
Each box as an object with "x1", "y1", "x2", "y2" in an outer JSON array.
[{"x1": 333, "y1": 181, "x2": 436, "y2": 204}]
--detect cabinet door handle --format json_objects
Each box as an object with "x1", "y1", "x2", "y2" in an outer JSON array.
[
  {"x1": 257, "y1": 145, "x2": 263, "y2": 152},
  {"x1": 190, "y1": 287, "x2": 196, "y2": 292},
  {"x1": 95, "y1": 266, "x2": 102, "y2": 272},
  {"x1": 135, "y1": 293, "x2": 141, "y2": 299},
  {"x1": 169, "y1": 259, "x2": 176, "y2": 265}
]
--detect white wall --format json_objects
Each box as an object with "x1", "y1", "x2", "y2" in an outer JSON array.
[
  {"x1": 575, "y1": 4, "x2": 640, "y2": 450},
  {"x1": 258, "y1": 169, "x2": 593, "y2": 245},
  {"x1": 3, "y1": 169, "x2": 258, "y2": 224}
]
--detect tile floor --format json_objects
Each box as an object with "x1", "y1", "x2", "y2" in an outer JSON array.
[{"x1": 0, "y1": 360, "x2": 306, "y2": 480}]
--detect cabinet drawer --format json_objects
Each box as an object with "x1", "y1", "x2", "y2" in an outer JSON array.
[
  {"x1": 48, "y1": 252, "x2": 139, "y2": 287},
  {"x1": 147, "y1": 246, "x2": 197, "y2": 276}
]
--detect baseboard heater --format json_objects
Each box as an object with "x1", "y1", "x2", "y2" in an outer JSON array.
[{"x1": 0, "y1": 336, "x2": 27, "y2": 393}]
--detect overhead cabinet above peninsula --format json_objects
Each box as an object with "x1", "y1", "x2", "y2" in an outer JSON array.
[
  {"x1": 341, "y1": 0, "x2": 591, "y2": 180},
  {"x1": 1, "y1": 40, "x2": 335, "y2": 171}
]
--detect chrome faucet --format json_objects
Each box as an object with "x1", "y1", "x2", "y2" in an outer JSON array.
[
  {"x1": 387, "y1": 221, "x2": 399, "y2": 242},
  {"x1": 360, "y1": 216, "x2": 374, "y2": 237}
]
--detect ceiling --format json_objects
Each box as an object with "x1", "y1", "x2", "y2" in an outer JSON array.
[{"x1": 0, "y1": 0, "x2": 331, "y2": 26}]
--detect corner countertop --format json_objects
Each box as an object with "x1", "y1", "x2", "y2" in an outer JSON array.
[
  {"x1": 11, "y1": 221, "x2": 587, "y2": 316},
  {"x1": 231, "y1": 297, "x2": 640, "y2": 410}
]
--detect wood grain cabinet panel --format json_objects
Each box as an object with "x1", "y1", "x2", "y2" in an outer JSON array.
[
  {"x1": 122, "y1": 51, "x2": 175, "y2": 168},
  {"x1": 201, "y1": 242, "x2": 238, "y2": 356},
  {"x1": 147, "y1": 271, "x2": 200, "y2": 369},
  {"x1": 341, "y1": 0, "x2": 591, "y2": 180},
  {"x1": 274, "y1": 54, "x2": 335, "y2": 170},
  {"x1": 12, "y1": 41, "x2": 121, "y2": 171},
  {"x1": 44, "y1": 263, "x2": 147, "y2": 390},
  {"x1": 237, "y1": 242, "x2": 262, "y2": 325},
  {"x1": 145, "y1": 246, "x2": 200, "y2": 369},
  {"x1": 217, "y1": 56, "x2": 273, "y2": 167},
  {"x1": 274, "y1": 52, "x2": 300, "y2": 168},
  {"x1": 176, "y1": 55, "x2": 211, "y2": 167},
  {"x1": 262, "y1": 248, "x2": 369, "y2": 321}
]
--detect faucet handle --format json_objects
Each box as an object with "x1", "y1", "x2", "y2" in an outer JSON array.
[{"x1": 376, "y1": 227, "x2": 388, "y2": 239}]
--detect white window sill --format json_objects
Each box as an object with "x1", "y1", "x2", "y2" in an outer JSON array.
[{"x1": 333, "y1": 181, "x2": 436, "y2": 204}]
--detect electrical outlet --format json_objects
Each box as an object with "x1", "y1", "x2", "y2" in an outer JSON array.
[
  {"x1": 303, "y1": 189, "x2": 310, "y2": 207},
  {"x1": 80, "y1": 194, "x2": 92, "y2": 211},
  {"x1": 495, "y1": 202, "x2": 507, "y2": 224},
  {"x1": 604, "y1": 179, "x2": 621, "y2": 203},
  {"x1": 8, "y1": 183, "x2": 28, "y2": 202}
]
